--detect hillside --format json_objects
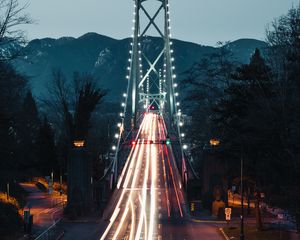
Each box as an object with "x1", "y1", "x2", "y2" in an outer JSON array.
[{"x1": 12, "y1": 33, "x2": 267, "y2": 101}]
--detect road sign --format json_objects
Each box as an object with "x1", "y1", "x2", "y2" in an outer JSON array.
[
  {"x1": 225, "y1": 207, "x2": 232, "y2": 215},
  {"x1": 225, "y1": 208, "x2": 232, "y2": 221}
]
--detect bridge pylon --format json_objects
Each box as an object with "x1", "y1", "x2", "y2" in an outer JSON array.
[
  {"x1": 110, "y1": 0, "x2": 188, "y2": 188},
  {"x1": 127, "y1": 0, "x2": 177, "y2": 127}
]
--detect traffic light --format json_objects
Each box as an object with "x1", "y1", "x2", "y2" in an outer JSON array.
[
  {"x1": 161, "y1": 139, "x2": 171, "y2": 145},
  {"x1": 131, "y1": 140, "x2": 137, "y2": 145}
]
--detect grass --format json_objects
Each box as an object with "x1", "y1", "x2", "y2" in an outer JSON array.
[{"x1": 0, "y1": 192, "x2": 20, "y2": 209}]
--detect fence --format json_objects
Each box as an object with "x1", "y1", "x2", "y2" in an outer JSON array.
[{"x1": 34, "y1": 219, "x2": 64, "y2": 240}]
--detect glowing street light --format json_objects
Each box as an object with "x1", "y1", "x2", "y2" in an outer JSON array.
[
  {"x1": 73, "y1": 140, "x2": 85, "y2": 148},
  {"x1": 210, "y1": 139, "x2": 220, "y2": 146}
]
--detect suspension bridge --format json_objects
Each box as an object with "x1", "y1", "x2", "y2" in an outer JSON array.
[{"x1": 99, "y1": 0, "x2": 201, "y2": 239}]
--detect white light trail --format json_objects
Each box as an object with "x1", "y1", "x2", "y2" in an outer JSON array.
[{"x1": 148, "y1": 114, "x2": 157, "y2": 240}]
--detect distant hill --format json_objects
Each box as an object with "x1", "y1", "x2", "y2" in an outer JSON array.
[{"x1": 12, "y1": 32, "x2": 267, "y2": 102}]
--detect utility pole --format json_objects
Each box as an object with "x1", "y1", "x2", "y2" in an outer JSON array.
[
  {"x1": 7, "y1": 182, "x2": 9, "y2": 200},
  {"x1": 240, "y1": 146, "x2": 245, "y2": 240}
]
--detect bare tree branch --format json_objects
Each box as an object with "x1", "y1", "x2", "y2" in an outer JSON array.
[{"x1": 0, "y1": 0, "x2": 32, "y2": 61}]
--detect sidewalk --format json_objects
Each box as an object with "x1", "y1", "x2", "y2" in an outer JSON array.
[
  {"x1": 228, "y1": 193, "x2": 297, "y2": 231},
  {"x1": 19, "y1": 182, "x2": 65, "y2": 238}
]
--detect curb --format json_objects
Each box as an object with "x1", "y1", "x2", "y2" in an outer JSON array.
[
  {"x1": 219, "y1": 228, "x2": 230, "y2": 240},
  {"x1": 62, "y1": 219, "x2": 101, "y2": 224},
  {"x1": 191, "y1": 219, "x2": 227, "y2": 224}
]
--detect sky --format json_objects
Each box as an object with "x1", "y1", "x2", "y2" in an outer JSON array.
[{"x1": 20, "y1": 0, "x2": 299, "y2": 46}]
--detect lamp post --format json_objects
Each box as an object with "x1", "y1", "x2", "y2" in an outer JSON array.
[
  {"x1": 240, "y1": 147, "x2": 244, "y2": 240},
  {"x1": 210, "y1": 138, "x2": 245, "y2": 239}
]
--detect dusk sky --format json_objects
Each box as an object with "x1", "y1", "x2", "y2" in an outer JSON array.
[{"x1": 21, "y1": 0, "x2": 298, "y2": 46}]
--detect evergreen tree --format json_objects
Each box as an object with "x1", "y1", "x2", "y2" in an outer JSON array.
[
  {"x1": 266, "y1": 4, "x2": 300, "y2": 221},
  {"x1": 0, "y1": 62, "x2": 27, "y2": 178},
  {"x1": 17, "y1": 90, "x2": 40, "y2": 172},
  {"x1": 35, "y1": 117, "x2": 58, "y2": 175}
]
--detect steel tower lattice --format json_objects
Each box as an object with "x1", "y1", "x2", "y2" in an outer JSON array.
[
  {"x1": 128, "y1": 0, "x2": 177, "y2": 127},
  {"x1": 111, "y1": 0, "x2": 187, "y2": 188}
]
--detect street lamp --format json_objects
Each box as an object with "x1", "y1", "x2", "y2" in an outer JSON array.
[
  {"x1": 240, "y1": 147, "x2": 245, "y2": 240},
  {"x1": 210, "y1": 138, "x2": 220, "y2": 146},
  {"x1": 210, "y1": 138, "x2": 244, "y2": 240}
]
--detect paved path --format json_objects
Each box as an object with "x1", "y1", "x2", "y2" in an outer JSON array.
[{"x1": 20, "y1": 182, "x2": 64, "y2": 236}]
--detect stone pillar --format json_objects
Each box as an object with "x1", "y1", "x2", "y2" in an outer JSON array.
[{"x1": 67, "y1": 145, "x2": 93, "y2": 216}]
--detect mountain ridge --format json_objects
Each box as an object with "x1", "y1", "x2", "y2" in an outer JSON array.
[{"x1": 12, "y1": 32, "x2": 268, "y2": 102}]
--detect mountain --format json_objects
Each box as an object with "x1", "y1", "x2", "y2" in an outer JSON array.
[{"x1": 12, "y1": 33, "x2": 267, "y2": 102}]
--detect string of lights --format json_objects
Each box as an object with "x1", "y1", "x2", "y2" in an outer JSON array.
[{"x1": 165, "y1": 0, "x2": 188, "y2": 154}]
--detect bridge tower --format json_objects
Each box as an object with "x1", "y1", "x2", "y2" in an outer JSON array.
[
  {"x1": 111, "y1": 0, "x2": 188, "y2": 188},
  {"x1": 128, "y1": 0, "x2": 177, "y2": 127}
]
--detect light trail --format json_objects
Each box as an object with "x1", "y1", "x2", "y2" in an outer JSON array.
[
  {"x1": 117, "y1": 147, "x2": 134, "y2": 189},
  {"x1": 113, "y1": 136, "x2": 146, "y2": 240},
  {"x1": 100, "y1": 116, "x2": 148, "y2": 240},
  {"x1": 100, "y1": 113, "x2": 185, "y2": 240},
  {"x1": 164, "y1": 144, "x2": 184, "y2": 218},
  {"x1": 159, "y1": 117, "x2": 184, "y2": 218},
  {"x1": 129, "y1": 199, "x2": 135, "y2": 240},
  {"x1": 134, "y1": 116, "x2": 151, "y2": 240},
  {"x1": 113, "y1": 113, "x2": 152, "y2": 240},
  {"x1": 148, "y1": 114, "x2": 157, "y2": 240},
  {"x1": 158, "y1": 117, "x2": 171, "y2": 217}
]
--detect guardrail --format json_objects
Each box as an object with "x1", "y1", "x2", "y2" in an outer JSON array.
[{"x1": 34, "y1": 219, "x2": 64, "y2": 240}]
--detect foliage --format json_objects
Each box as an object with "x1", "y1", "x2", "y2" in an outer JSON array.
[
  {"x1": 43, "y1": 70, "x2": 108, "y2": 179},
  {"x1": 184, "y1": 5, "x2": 300, "y2": 221},
  {"x1": 35, "y1": 117, "x2": 58, "y2": 175},
  {"x1": 0, "y1": 61, "x2": 27, "y2": 175},
  {"x1": 0, "y1": 201, "x2": 23, "y2": 238},
  {"x1": 0, "y1": 0, "x2": 32, "y2": 61},
  {"x1": 181, "y1": 42, "x2": 236, "y2": 155}
]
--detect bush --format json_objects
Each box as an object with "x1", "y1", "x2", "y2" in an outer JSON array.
[{"x1": 0, "y1": 202, "x2": 23, "y2": 238}]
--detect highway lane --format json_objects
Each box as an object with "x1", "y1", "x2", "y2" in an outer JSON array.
[
  {"x1": 100, "y1": 113, "x2": 156, "y2": 240},
  {"x1": 99, "y1": 113, "x2": 223, "y2": 240}
]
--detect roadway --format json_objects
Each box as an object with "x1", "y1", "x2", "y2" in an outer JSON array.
[
  {"x1": 99, "y1": 113, "x2": 223, "y2": 240},
  {"x1": 20, "y1": 182, "x2": 64, "y2": 227}
]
